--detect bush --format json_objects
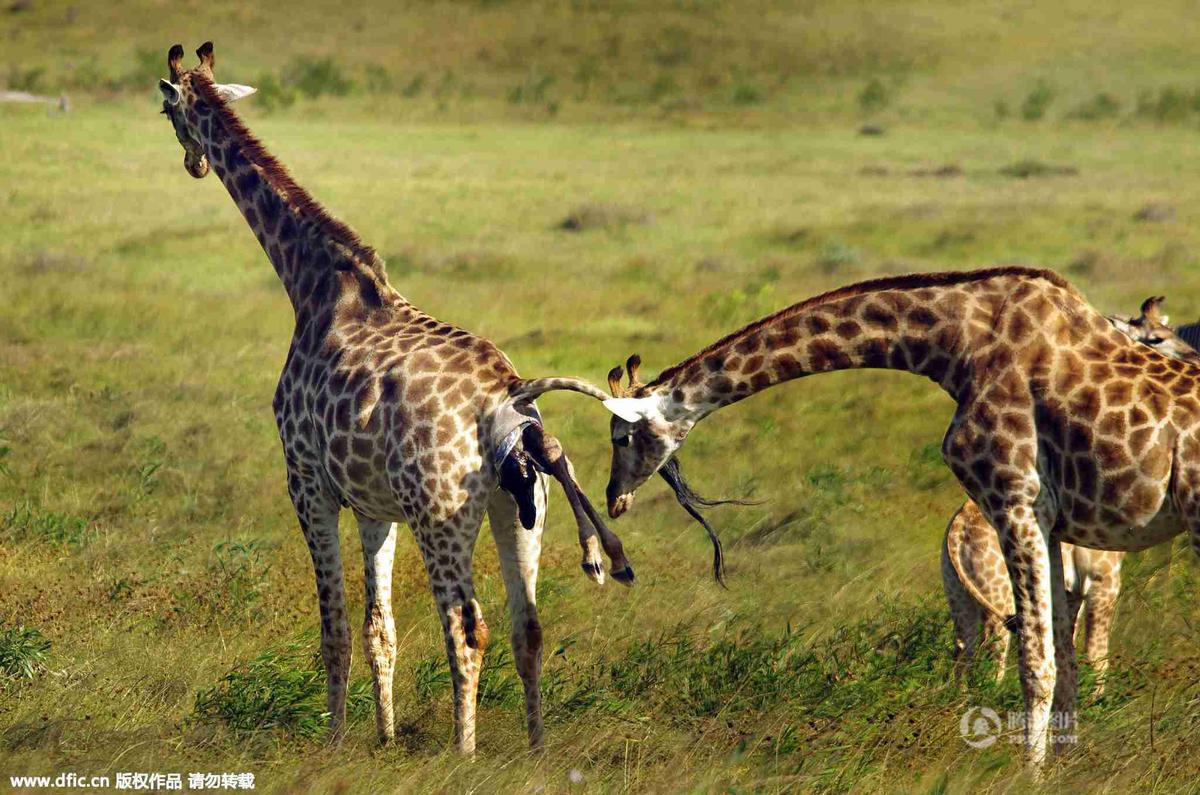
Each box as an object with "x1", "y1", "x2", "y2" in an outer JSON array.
[
  {"x1": 253, "y1": 72, "x2": 296, "y2": 113},
  {"x1": 1020, "y1": 79, "x2": 1054, "y2": 121},
  {"x1": 858, "y1": 77, "x2": 890, "y2": 113},
  {"x1": 816, "y1": 241, "x2": 862, "y2": 273},
  {"x1": 283, "y1": 56, "x2": 354, "y2": 99},
  {"x1": 1136, "y1": 86, "x2": 1195, "y2": 123},
  {"x1": 731, "y1": 80, "x2": 765, "y2": 106},
  {"x1": 1068, "y1": 91, "x2": 1121, "y2": 120},
  {"x1": 0, "y1": 625, "x2": 50, "y2": 680},
  {"x1": 6, "y1": 65, "x2": 46, "y2": 93}
]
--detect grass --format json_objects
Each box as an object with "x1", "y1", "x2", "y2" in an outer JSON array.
[{"x1": 4, "y1": 1, "x2": 1200, "y2": 792}]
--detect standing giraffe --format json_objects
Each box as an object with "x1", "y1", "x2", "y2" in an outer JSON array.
[
  {"x1": 156, "y1": 42, "x2": 625, "y2": 753},
  {"x1": 944, "y1": 296, "x2": 1200, "y2": 689},
  {"x1": 594, "y1": 266, "x2": 1200, "y2": 767}
]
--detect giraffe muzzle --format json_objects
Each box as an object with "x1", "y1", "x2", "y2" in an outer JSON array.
[{"x1": 607, "y1": 491, "x2": 633, "y2": 519}]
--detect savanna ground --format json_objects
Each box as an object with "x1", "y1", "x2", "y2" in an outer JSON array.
[{"x1": 4, "y1": 1, "x2": 1200, "y2": 792}]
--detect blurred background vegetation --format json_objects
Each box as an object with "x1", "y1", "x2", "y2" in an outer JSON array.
[{"x1": 3, "y1": 1, "x2": 1200, "y2": 793}]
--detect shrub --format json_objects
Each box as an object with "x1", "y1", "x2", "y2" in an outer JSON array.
[
  {"x1": 283, "y1": 56, "x2": 354, "y2": 99},
  {"x1": 0, "y1": 625, "x2": 50, "y2": 680},
  {"x1": 1068, "y1": 92, "x2": 1121, "y2": 120},
  {"x1": 731, "y1": 80, "x2": 764, "y2": 106},
  {"x1": 1136, "y1": 86, "x2": 1193, "y2": 123},
  {"x1": 858, "y1": 77, "x2": 890, "y2": 113},
  {"x1": 253, "y1": 72, "x2": 296, "y2": 113},
  {"x1": 1020, "y1": 79, "x2": 1054, "y2": 121},
  {"x1": 7, "y1": 65, "x2": 46, "y2": 93},
  {"x1": 816, "y1": 241, "x2": 862, "y2": 273}
]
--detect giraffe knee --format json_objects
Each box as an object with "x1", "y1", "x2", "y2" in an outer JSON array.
[
  {"x1": 464, "y1": 601, "x2": 489, "y2": 651},
  {"x1": 524, "y1": 617, "x2": 542, "y2": 655}
]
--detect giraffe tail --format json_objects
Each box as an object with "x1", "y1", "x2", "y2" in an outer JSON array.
[
  {"x1": 944, "y1": 503, "x2": 1012, "y2": 627},
  {"x1": 509, "y1": 377, "x2": 610, "y2": 404}
]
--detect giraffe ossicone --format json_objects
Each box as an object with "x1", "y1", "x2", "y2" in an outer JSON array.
[{"x1": 157, "y1": 41, "x2": 625, "y2": 754}]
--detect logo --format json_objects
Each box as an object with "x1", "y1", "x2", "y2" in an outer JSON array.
[{"x1": 960, "y1": 706, "x2": 1002, "y2": 748}]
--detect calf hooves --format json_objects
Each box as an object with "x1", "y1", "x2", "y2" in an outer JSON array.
[
  {"x1": 581, "y1": 560, "x2": 606, "y2": 585},
  {"x1": 611, "y1": 565, "x2": 636, "y2": 586}
]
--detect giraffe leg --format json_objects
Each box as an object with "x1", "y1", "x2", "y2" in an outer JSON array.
[
  {"x1": 357, "y1": 515, "x2": 398, "y2": 744},
  {"x1": 983, "y1": 614, "x2": 1010, "y2": 684},
  {"x1": 1082, "y1": 573, "x2": 1118, "y2": 695},
  {"x1": 941, "y1": 534, "x2": 982, "y2": 683},
  {"x1": 1048, "y1": 541, "x2": 1077, "y2": 755},
  {"x1": 416, "y1": 511, "x2": 487, "y2": 755},
  {"x1": 986, "y1": 500, "x2": 1056, "y2": 768},
  {"x1": 297, "y1": 501, "x2": 352, "y2": 742},
  {"x1": 487, "y1": 481, "x2": 547, "y2": 749}
]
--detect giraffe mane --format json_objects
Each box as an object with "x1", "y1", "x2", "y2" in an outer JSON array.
[
  {"x1": 650, "y1": 265, "x2": 1076, "y2": 387},
  {"x1": 190, "y1": 72, "x2": 391, "y2": 289}
]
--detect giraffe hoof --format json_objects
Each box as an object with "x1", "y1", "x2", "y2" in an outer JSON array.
[
  {"x1": 611, "y1": 565, "x2": 636, "y2": 586},
  {"x1": 581, "y1": 561, "x2": 606, "y2": 585}
]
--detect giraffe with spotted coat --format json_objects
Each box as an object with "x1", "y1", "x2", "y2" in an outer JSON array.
[
  {"x1": 944, "y1": 296, "x2": 1200, "y2": 690},
  {"x1": 156, "y1": 42, "x2": 628, "y2": 754},
  {"x1": 595, "y1": 266, "x2": 1200, "y2": 768}
]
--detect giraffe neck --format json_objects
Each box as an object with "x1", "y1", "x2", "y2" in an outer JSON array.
[
  {"x1": 650, "y1": 269, "x2": 1068, "y2": 422},
  {"x1": 185, "y1": 75, "x2": 401, "y2": 317}
]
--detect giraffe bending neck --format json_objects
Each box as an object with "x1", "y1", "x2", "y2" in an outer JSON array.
[
  {"x1": 651, "y1": 266, "x2": 1076, "y2": 422},
  {"x1": 186, "y1": 72, "x2": 400, "y2": 314}
]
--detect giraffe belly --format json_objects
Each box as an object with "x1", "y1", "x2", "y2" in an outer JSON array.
[{"x1": 1055, "y1": 503, "x2": 1180, "y2": 551}]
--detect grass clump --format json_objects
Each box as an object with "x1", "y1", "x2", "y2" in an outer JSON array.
[
  {"x1": 193, "y1": 639, "x2": 371, "y2": 739},
  {"x1": 558, "y1": 203, "x2": 651, "y2": 232},
  {"x1": 0, "y1": 625, "x2": 51, "y2": 681},
  {"x1": 999, "y1": 159, "x2": 1079, "y2": 178},
  {"x1": 1, "y1": 501, "x2": 95, "y2": 548}
]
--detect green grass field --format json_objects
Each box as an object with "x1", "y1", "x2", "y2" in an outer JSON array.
[{"x1": 4, "y1": 1, "x2": 1200, "y2": 792}]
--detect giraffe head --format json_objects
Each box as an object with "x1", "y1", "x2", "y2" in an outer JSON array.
[
  {"x1": 1108, "y1": 296, "x2": 1200, "y2": 365},
  {"x1": 157, "y1": 42, "x2": 256, "y2": 179},
  {"x1": 602, "y1": 355, "x2": 695, "y2": 517}
]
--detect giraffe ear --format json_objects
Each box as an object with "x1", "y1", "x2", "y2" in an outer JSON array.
[
  {"x1": 215, "y1": 83, "x2": 257, "y2": 103},
  {"x1": 603, "y1": 397, "x2": 656, "y2": 423},
  {"x1": 158, "y1": 78, "x2": 182, "y2": 106}
]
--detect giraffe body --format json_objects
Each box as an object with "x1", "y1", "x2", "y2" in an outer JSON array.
[
  {"x1": 597, "y1": 266, "x2": 1200, "y2": 767},
  {"x1": 941, "y1": 297, "x2": 1197, "y2": 690},
  {"x1": 157, "y1": 43, "x2": 623, "y2": 753}
]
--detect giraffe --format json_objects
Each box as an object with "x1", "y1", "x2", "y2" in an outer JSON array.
[
  {"x1": 592, "y1": 265, "x2": 1200, "y2": 767},
  {"x1": 944, "y1": 296, "x2": 1200, "y2": 690},
  {"x1": 156, "y1": 42, "x2": 626, "y2": 753}
]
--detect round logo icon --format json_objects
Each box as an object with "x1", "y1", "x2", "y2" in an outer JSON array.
[{"x1": 960, "y1": 706, "x2": 1002, "y2": 748}]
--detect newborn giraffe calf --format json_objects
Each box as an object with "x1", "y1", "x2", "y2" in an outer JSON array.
[
  {"x1": 497, "y1": 417, "x2": 632, "y2": 585},
  {"x1": 943, "y1": 297, "x2": 1200, "y2": 689}
]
